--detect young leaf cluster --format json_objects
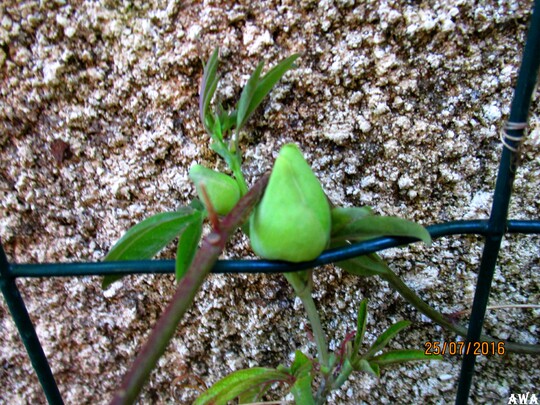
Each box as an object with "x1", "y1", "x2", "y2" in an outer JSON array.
[
  {"x1": 199, "y1": 48, "x2": 299, "y2": 195},
  {"x1": 193, "y1": 351, "x2": 317, "y2": 405},
  {"x1": 349, "y1": 299, "x2": 440, "y2": 378},
  {"x1": 196, "y1": 300, "x2": 439, "y2": 404}
]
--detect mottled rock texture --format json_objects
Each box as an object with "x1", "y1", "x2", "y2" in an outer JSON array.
[{"x1": 1, "y1": 0, "x2": 539, "y2": 403}]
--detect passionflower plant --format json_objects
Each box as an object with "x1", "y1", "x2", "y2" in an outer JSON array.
[
  {"x1": 189, "y1": 164, "x2": 241, "y2": 216},
  {"x1": 105, "y1": 51, "x2": 445, "y2": 404},
  {"x1": 249, "y1": 144, "x2": 331, "y2": 262}
]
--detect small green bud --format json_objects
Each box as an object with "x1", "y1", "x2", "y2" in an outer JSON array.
[
  {"x1": 189, "y1": 164, "x2": 240, "y2": 216},
  {"x1": 249, "y1": 144, "x2": 331, "y2": 262}
]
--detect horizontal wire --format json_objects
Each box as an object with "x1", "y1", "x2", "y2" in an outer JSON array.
[{"x1": 6, "y1": 219, "x2": 540, "y2": 278}]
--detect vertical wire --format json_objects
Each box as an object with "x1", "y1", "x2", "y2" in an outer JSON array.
[
  {"x1": 0, "y1": 243, "x2": 64, "y2": 404},
  {"x1": 455, "y1": 1, "x2": 540, "y2": 403}
]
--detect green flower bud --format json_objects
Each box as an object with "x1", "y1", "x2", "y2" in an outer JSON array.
[
  {"x1": 249, "y1": 144, "x2": 331, "y2": 262},
  {"x1": 189, "y1": 164, "x2": 241, "y2": 216}
]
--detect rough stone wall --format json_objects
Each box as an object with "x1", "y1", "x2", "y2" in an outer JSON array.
[{"x1": 1, "y1": 0, "x2": 539, "y2": 404}]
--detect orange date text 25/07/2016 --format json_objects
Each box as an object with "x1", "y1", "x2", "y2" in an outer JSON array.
[{"x1": 424, "y1": 341, "x2": 506, "y2": 356}]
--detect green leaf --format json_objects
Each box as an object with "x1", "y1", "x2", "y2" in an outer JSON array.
[
  {"x1": 194, "y1": 368, "x2": 289, "y2": 405},
  {"x1": 319, "y1": 353, "x2": 337, "y2": 375},
  {"x1": 236, "y1": 60, "x2": 265, "y2": 131},
  {"x1": 210, "y1": 139, "x2": 234, "y2": 167},
  {"x1": 175, "y1": 210, "x2": 204, "y2": 282},
  {"x1": 208, "y1": 118, "x2": 238, "y2": 172},
  {"x1": 291, "y1": 350, "x2": 313, "y2": 378},
  {"x1": 242, "y1": 53, "x2": 300, "y2": 129},
  {"x1": 104, "y1": 209, "x2": 197, "y2": 261},
  {"x1": 364, "y1": 320, "x2": 411, "y2": 360},
  {"x1": 331, "y1": 206, "x2": 374, "y2": 237},
  {"x1": 370, "y1": 349, "x2": 442, "y2": 366},
  {"x1": 335, "y1": 252, "x2": 392, "y2": 277},
  {"x1": 211, "y1": 112, "x2": 223, "y2": 142},
  {"x1": 200, "y1": 48, "x2": 220, "y2": 131},
  {"x1": 289, "y1": 351, "x2": 314, "y2": 405},
  {"x1": 356, "y1": 359, "x2": 380, "y2": 377},
  {"x1": 291, "y1": 374, "x2": 315, "y2": 405},
  {"x1": 102, "y1": 209, "x2": 199, "y2": 289},
  {"x1": 353, "y1": 299, "x2": 368, "y2": 358},
  {"x1": 204, "y1": 77, "x2": 219, "y2": 131},
  {"x1": 333, "y1": 216, "x2": 432, "y2": 245},
  {"x1": 218, "y1": 107, "x2": 237, "y2": 135}
]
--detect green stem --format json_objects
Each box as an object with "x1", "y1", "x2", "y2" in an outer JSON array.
[
  {"x1": 109, "y1": 174, "x2": 270, "y2": 405},
  {"x1": 232, "y1": 164, "x2": 249, "y2": 196},
  {"x1": 331, "y1": 360, "x2": 354, "y2": 392},
  {"x1": 226, "y1": 146, "x2": 248, "y2": 196},
  {"x1": 284, "y1": 272, "x2": 330, "y2": 367},
  {"x1": 303, "y1": 292, "x2": 330, "y2": 367},
  {"x1": 234, "y1": 129, "x2": 240, "y2": 159}
]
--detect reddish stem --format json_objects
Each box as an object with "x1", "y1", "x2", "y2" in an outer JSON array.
[
  {"x1": 109, "y1": 173, "x2": 269, "y2": 405},
  {"x1": 199, "y1": 183, "x2": 221, "y2": 231}
]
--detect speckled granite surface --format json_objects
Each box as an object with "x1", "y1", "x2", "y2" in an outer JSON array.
[{"x1": 1, "y1": 1, "x2": 539, "y2": 403}]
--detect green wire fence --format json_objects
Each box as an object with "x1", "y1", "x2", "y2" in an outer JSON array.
[{"x1": 1, "y1": 1, "x2": 540, "y2": 404}]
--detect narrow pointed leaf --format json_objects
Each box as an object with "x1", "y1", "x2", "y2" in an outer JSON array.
[
  {"x1": 175, "y1": 210, "x2": 204, "y2": 281},
  {"x1": 353, "y1": 299, "x2": 368, "y2": 358},
  {"x1": 370, "y1": 349, "x2": 442, "y2": 366},
  {"x1": 355, "y1": 359, "x2": 381, "y2": 377},
  {"x1": 199, "y1": 48, "x2": 220, "y2": 129},
  {"x1": 203, "y1": 75, "x2": 219, "y2": 131},
  {"x1": 365, "y1": 320, "x2": 411, "y2": 359},
  {"x1": 210, "y1": 140, "x2": 232, "y2": 166},
  {"x1": 194, "y1": 368, "x2": 288, "y2": 405},
  {"x1": 243, "y1": 54, "x2": 300, "y2": 126},
  {"x1": 211, "y1": 112, "x2": 223, "y2": 142},
  {"x1": 218, "y1": 108, "x2": 237, "y2": 134},
  {"x1": 237, "y1": 60, "x2": 265, "y2": 130},
  {"x1": 333, "y1": 216, "x2": 432, "y2": 245},
  {"x1": 331, "y1": 206, "x2": 374, "y2": 236},
  {"x1": 103, "y1": 209, "x2": 198, "y2": 289},
  {"x1": 370, "y1": 362, "x2": 381, "y2": 377}
]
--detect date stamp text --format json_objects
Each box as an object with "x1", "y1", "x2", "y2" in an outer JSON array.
[{"x1": 424, "y1": 341, "x2": 505, "y2": 356}]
